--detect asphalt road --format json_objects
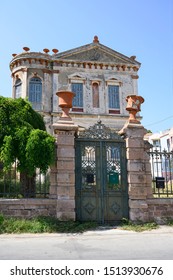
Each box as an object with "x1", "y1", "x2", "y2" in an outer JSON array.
[{"x1": 0, "y1": 226, "x2": 173, "y2": 260}]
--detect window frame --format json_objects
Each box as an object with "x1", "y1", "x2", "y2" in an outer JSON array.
[
  {"x1": 28, "y1": 77, "x2": 42, "y2": 111},
  {"x1": 91, "y1": 80, "x2": 101, "y2": 109},
  {"x1": 15, "y1": 78, "x2": 22, "y2": 98},
  {"x1": 106, "y1": 79, "x2": 122, "y2": 114},
  {"x1": 69, "y1": 75, "x2": 86, "y2": 112}
]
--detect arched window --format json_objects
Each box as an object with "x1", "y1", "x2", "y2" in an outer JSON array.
[
  {"x1": 29, "y1": 77, "x2": 42, "y2": 111},
  {"x1": 15, "y1": 79, "x2": 22, "y2": 98}
]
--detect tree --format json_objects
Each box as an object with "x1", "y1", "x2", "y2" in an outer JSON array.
[{"x1": 0, "y1": 96, "x2": 55, "y2": 197}]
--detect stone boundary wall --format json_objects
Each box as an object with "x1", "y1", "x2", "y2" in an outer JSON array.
[
  {"x1": 0, "y1": 199, "x2": 56, "y2": 218},
  {"x1": 129, "y1": 198, "x2": 173, "y2": 223},
  {"x1": 147, "y1": 198, "x2": 173, "y2": 224},
  {"x1": 1, "y1": 197, "x2": 173, "y2": 223}
]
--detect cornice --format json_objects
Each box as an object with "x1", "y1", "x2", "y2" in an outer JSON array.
[
  {"x1": 11, "y1": 66, "x2": 59, "y2": 76},
  {"x1": 56, "y1": 60, "x2": 139, "y2": 72}
]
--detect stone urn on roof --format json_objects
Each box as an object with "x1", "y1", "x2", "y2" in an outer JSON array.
[{"x1": 126, "y1": 95, "x2": 144, "y2": 124}]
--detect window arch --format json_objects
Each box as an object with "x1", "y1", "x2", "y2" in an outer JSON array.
[
  {"x1": 15, "y1": 78, "x2": 22, "y2": 98},
  {"x1": 29, "y1": 77, "x2": 42, "y2": 111}
]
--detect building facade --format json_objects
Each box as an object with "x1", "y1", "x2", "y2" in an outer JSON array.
[
  {"x1": 145, "y1": 129, "x2": 173, "y2": 182},
  {"x1": 145, "y1": 129, "x2": 173, "y2": 152},
  {"x1": 10, "y1": 36, "x2": 141, "y2": 133}
]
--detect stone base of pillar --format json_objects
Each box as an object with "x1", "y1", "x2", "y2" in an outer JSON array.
[{"x1": 129, "y1": 199, "x2": 149, "y2": 222}]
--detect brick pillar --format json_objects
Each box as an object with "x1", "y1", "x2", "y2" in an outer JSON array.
[
  {"x1": 50, "y1": 122, "x2": 78, "y2": 220},
  {"x1": 119, "y1": 123, "x2": 153, "y2": 222}
]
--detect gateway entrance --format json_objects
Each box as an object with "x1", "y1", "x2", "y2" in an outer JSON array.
[{"x1": 75, "y1": 121, "x2": 128, "y2": 224}]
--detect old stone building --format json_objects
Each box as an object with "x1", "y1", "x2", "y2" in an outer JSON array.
[
  {"x1": 1, "y1": 37, "x2": 172, "y2": 224},
  {"x1": 10, "y1": 36, "x2": 141, "y2": 133}
]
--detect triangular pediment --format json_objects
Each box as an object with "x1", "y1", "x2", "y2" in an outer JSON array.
[{"x1": 54, "y1": 42, "x2": 140, "y2": 66}]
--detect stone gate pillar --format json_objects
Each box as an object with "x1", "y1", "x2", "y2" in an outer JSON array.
[
  {"x1": 50, "y1": 123, "x2": 78, "y2": 220},
  {"x1": 49, "y1": 90, "x2": 78, "y2": 220},
  {"x1": 119, "y1": 95, "x2": 153, "y2": 222},
  {"x1": 120, "y1": 122, "x2": 153, "y2": 222}
]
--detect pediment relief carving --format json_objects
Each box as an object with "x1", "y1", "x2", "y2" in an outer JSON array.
[
  {"x1": 68, "y1": 73, "x2": 84, "y2": 79},
  {"x1": 68, "y1": 73, "x2": 86, "y2": 81},
  {"x1": 56, "y1": 46, "x2": 138, "y2": 65}
]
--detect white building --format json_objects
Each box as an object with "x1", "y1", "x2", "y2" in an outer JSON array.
[
  {"x1": 145, "y1": 129, "x2": 173, "y2": 181},
  {"x1": 145, "y1": 129, "x2": 173, "y2": 152}
]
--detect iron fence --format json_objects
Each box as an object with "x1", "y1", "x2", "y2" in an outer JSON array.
[
  {"x1": 148, "y1": 148, "x2": 173, "y2": 197},
  {"x1": 0, "y1": 161, "x2": 50, "y2": 198}
]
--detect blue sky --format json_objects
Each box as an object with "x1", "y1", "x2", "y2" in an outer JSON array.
[{"x1": 0, "y1": 0, "x2": 172, "y2": 133}]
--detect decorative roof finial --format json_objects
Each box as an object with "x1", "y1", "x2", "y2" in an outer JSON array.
[
  {"x1": 52, "y1": 48, "x2": 59, "y2": 54},
  {"x1": 23, "y1": 47, "x2": 30, "y2": 52},
  {"x1": 93, "y1": 35, "x2": 99, "y2": 43},
  {"x1": 43, "y1": 48, "x2": 50, "y2": 54},
  {"x1": 130, "y1": 55, "x2": 136, "y2": 60}
]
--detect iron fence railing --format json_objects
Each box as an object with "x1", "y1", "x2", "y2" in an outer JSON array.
[
  {"x1": 0, "y1": 161, "x2": 50, "y2": 198},
  {"x1": 148, "y1": 148, "x2": 173, "y2": 197}
]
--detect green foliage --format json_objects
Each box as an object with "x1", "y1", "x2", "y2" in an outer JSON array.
[
  {"x1": 26, "y1": 130, "x2": 55, "y2": 175},
  {"x1": 0, "y1": 96, "x2": 55, "y2": 176},
  {"x1": 0, "y1": 214, "x2": 98, "y2": 234},
  {"x1": 120, "y1": 218, "x2": 158, "y2": 232},
  {"x1": 0, "y1": 213, "x2": 4, "y2": 224},
  {"x1": 0, "y1": 135, "x2": 14, "y2": 170},
  {"x1": 166, "y1": 218, "x2": 173, "y2": 226}
]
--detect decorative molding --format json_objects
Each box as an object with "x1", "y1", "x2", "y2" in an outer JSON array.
[
  {"x1": 11, "y1": 68, "x2": 27, "y2": 76},
  {"x1": 90, "y1": 79, "x2": 102, "y2": 85},
  {"x1": 68, "y1": 74, "x2": 86, "y2": 84},
  {"x1": 48, "y1": 60, "x2": 137, "y2": 72},
  {"x1": 42, "y1": 69, "x2": 53, "y2": 74},
  {"x1": 105, "y1": 78, "x2": 123, "y2": 86},
  {"x1": 109, "y1": 109, "x2": 120, "y2": 114},
  {"x1": 77, "y1": 120, "x2": 123, "y2": 140},
  {"x1": 131, "y1": 75, "x2": 139, "y2": 79},
  {"x1": 42, "y1": 69, "x2": 59, "y2": 74}
]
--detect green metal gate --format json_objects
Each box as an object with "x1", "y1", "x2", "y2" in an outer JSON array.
[{"x1": 75, "y1": 121, "x2": 128, "y2": 224}]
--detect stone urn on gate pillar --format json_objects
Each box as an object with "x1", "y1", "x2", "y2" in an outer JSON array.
[
  {"x1": 56, "y1": 90, "x2": 75, "y2": 121},
  {"x1": 126, "y1": 95, "x2": 144, "y2": 124}
]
